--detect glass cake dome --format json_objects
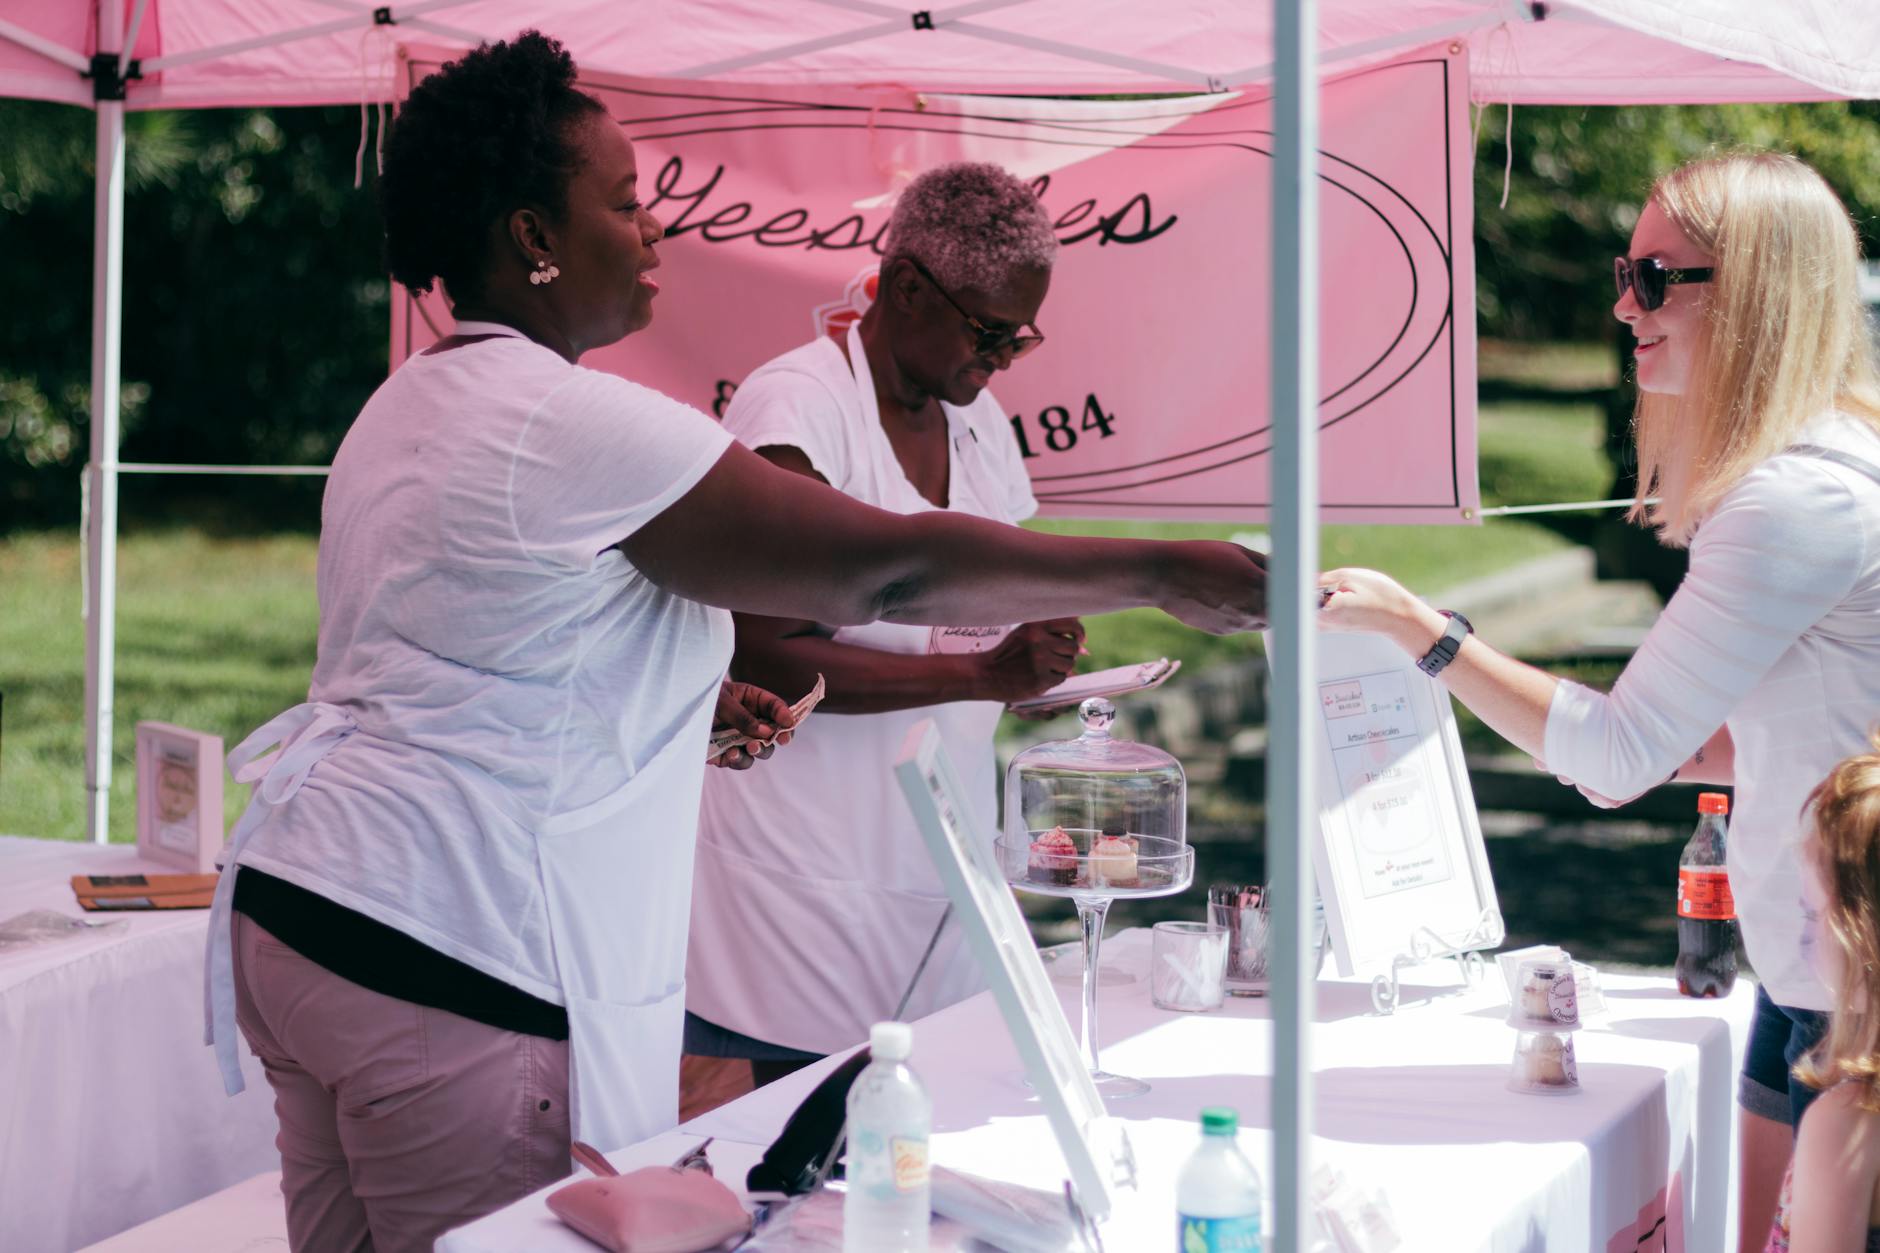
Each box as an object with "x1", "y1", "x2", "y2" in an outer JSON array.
[{"x1": 999, "y1": 697, "x2": 1189, "y2": 898}]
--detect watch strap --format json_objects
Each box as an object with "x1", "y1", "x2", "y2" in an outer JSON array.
[{"x1": 1416, "y1": 610, "x2": 1471, "y2": 677}]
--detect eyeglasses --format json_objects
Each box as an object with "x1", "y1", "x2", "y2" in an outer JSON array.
[
  {"x1": 906, "y1": 257, "x2": 1045, "y2": 361},
  {"x1": 1613, "y1": 256, "x2": 1713, "y2": 312}
]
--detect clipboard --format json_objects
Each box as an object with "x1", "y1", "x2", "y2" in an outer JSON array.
[{"x1": 1005, "y1": 658, "x2": 1181, "y2": 713}]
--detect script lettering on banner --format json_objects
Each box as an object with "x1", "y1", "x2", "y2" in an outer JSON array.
[{"x1": 394, "y1": 46, "x2": 1477, "y2": 523}]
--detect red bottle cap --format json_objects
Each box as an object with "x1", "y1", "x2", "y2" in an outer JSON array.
[{"x1": 1698, "y1": 792, "x2": 1729, "y2": 815}]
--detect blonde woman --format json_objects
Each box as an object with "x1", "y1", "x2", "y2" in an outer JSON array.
[{"x1": 1318, "y1": 150, "x2": 1880, "y2": 1251}]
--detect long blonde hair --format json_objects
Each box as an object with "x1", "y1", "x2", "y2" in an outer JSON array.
[
  {"x1": 1629, "y1": 151, "x2": 1880, "y2": 546},
  {"x1": 1795, "y1": 735, "x2": 1880, "y2": 1112}
]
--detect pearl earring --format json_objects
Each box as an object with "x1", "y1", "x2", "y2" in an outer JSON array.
[{"x1": 530, "y1": 260, "x2": 561, "y2": 286}]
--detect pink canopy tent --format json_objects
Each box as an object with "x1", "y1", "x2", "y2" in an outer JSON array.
[
  {"x1": 2, "y1": 3, "x2": 1873, "y2": 1246},
  {"x1": 3, "y1": 0, "x2": 1877, "y2": 106}
]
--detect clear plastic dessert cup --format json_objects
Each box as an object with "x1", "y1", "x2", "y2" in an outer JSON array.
[
  {"x1": 1505, "y1": 957, "x2": 1581, "y2": 1032},
  {"x1": 1507, "y1": 1030, "x2": 1580, "y2": 1095}
]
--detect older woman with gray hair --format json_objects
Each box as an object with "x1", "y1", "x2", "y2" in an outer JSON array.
[{"x1": 684, "y1": 162, "x2": 1073, "y2": 1083}]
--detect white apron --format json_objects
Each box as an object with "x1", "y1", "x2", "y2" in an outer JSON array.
[
  {"x1": 532, "y1": 693, "x2": 718, "y2": 1147},
  {"x1": 207, "y1": 691, "x2": 720, "y2": 1149},
  {"x1": 687, "y1": 322, "x2": 1026, "y2": 1055}
]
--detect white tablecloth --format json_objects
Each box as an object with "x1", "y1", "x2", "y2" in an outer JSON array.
[
  {"x1": 78, "y1": 1170, "x2": 287, "y2": 1253},
  {"x1": 0, "y1": 835, "x2": 278, "y2": 1253},
  {"x1": 441, "y1": 928, "x2": 1754, "y2": 1252}
]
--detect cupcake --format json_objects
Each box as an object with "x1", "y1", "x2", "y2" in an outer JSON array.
[
  {"x1": 1511, "y1": 1032, "x2": 1578, "y2": 1089},
  {"x1": 1027, "y1": 826, "x2": 1080, "y2": 887},
  {"x1": 1090, "y1": 834, "x2": 1140, "y2": 888},
  {"x1": 1516, "y1": 962, "x2": 1579, "y2": 1027}
]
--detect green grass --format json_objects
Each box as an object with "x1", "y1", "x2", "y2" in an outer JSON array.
[
  {"x1": 1477, "y1": 400, "x2": 1613, "y2": 509},
  {"x1": 0, "y1": 364, "x2": 1617, "y2": 842},
  {"x1": 1477, "y1": 340, "x2": 1617, "y2": 392},
  {"x1": 0, "y1": 529, "x2": 317, "y2": 841}
]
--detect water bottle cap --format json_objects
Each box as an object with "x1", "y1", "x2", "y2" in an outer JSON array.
[
  {"x1": 1199, "y1": 1106, "x2": 1238, "y2": 1135},
  {"x1": 869, "y1": 1021, "x2": 912, "y2": 1062},
  {"x1": 1698, "y1": 792, "x2": 1729, "y2": 815}
]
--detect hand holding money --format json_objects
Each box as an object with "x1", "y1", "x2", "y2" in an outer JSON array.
[{"x1": 706, "y1": 674, "x2": 825, "y2": 767}]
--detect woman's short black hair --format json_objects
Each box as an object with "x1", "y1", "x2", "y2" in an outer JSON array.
[{"x1": 380, "y1": 30, "x2": 605, "y2": 298}]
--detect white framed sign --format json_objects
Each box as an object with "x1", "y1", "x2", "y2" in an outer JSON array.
[
  {"x1": 1296, "y1": 631, "x2": 1504, "y2": 979},
  {"x1": 892, "y1": 721, "x2": 1135, "y2": 1221},
  {"x1": 135, "y1": 721, "x2": 224, "y2": 873}
]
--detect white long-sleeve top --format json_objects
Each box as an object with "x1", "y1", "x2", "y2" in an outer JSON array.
[{"x1": 1544, "y1": 413, "x2": 1880, "y2": 1011}]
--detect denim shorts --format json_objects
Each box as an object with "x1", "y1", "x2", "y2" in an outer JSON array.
[{"x1": 1738, "y1": 984, "x2": 1831, "y2": 1126}]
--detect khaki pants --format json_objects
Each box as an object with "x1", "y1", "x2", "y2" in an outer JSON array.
[{"x1": 232, "y1": 913, "x2": 572, "y2": 1252}]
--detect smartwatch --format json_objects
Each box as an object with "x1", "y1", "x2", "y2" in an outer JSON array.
[{"x1": 1415, "y1": 610, "x2": 1472, "y2": 677}]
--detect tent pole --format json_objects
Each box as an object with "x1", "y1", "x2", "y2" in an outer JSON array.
[
  {"x1": 138, "y1": 0, "x2": 481, "y2": 75},
  {"x1": 676, "y1": 0, "x2": 1224, "y2": 90},
  {"x1": 121, "y1": 0, "x2": 151, "y2": 66},
  {"x1": 1267, "y1": 0, "x2": 1318, "y2": 1247},
  {"x1": 0, "y1": 17, "x2": 93, "y2": 71},
  {"x1": 84, "y1": 0, "x2": 127, "y2": 842}
]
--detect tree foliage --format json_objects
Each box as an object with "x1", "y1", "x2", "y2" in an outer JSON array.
[
  {"x1": 1475, "y1": 101, "x2": 1880, "y2": 341},
  {"x1": 0, "y1": 101, "x2": 387, "y2": 527}
]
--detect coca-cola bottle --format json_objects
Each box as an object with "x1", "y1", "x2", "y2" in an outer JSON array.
[{"x1": 1676, "y1": 792, "x2": 1738, "y2": 998}]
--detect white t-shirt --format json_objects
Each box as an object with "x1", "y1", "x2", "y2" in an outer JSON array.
[
  {"x1": 686, "y1": 327, "x2": 1037, "y2": 1054},
  {"x1": 1544, "y1": 413, "x2": 1880, "y2": 1011},
  {"x1": 233, "y1": 326, "x2": 735, "y2": 1002}
]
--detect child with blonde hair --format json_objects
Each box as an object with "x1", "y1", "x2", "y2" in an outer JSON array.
[{"x1": 1766, "y1": 739, "x2": 1880, "y2": 1251}]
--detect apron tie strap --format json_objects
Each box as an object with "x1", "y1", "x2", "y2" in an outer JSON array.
[{"x1": 203, "y1": 702, "x2": 358, "y2": 1095}]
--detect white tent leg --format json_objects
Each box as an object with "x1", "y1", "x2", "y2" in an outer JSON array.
[
  {"x1": 1267, "y1": 0, "x2": 1319, "y2": 1247},
  {"x1": 84, "y1": 0, "x2": 127, "y2": 843}
]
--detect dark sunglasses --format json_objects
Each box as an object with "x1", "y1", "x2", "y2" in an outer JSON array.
[
  {"x1": 906, "y1": 257, "x2": 1045, "y2": 361},
  {"x1": 1613, "y1": 256, "x2": 1713, "y2": 312}
]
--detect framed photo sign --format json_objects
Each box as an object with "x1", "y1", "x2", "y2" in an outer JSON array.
[
  {"x1": 134, "y1": 721, "x2": 224, "y2": 873},
  {"x1": 893, "y1": 720, "x2": 1135, "y2": 1221},
  {"x1": 1298, "y1": 631, "x2": 1504, "y2": 981}
]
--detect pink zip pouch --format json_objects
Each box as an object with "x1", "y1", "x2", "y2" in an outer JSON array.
[{"x1": 546, "y1": 1166, "x2": 752, "y2": 1253}]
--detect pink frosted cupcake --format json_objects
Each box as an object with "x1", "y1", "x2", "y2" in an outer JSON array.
[{"x1": 1027, "y1": 826, "x2": 1080, "y2": 887}]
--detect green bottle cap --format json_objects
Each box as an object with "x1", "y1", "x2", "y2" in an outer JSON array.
[{"x1": 1200, "y1": 1107, "x2": 1238, "y2": 1135}]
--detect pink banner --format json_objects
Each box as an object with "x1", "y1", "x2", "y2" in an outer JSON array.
[{"x1": 394, "y1": 45, "x2": 1476, "y2": 524}]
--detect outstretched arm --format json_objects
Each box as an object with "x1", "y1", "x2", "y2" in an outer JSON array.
[
  {"x1": 619, "y1": 441, "x2": 1266, "y2": 635},
  {"x1": 1319, "y1": 458, "x2": 1859, "y2": 801},
  {"x1": 1317, "y1": 567, "x2": 1556, "y2": 757},
  {"x1": 718, "y1": 443, "x2": 1083, "y2": 714},
  {"x1": 732, "y1": 614, "x2": 1083, "y2": 715}
]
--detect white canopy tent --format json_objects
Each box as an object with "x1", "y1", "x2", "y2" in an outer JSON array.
[{"x1": 1, "y1": 2, "x2": 1873, "y2": 1246}]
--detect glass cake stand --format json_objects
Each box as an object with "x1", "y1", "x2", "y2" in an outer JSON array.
[{"x1": 998, "y1": 830, "x2": 1195, "y2": 1099}]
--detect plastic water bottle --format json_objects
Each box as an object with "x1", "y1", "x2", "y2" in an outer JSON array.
[
  {"x1": 1675, "y1": 792, "x2": 1738, "y2": 997},
  {"x1": 1177, "y1": 1107, "x2": 1264, "y2": 1252},
  {"x1": 843, "y1": 1022, "x2": 931, "y2": 1252}
]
